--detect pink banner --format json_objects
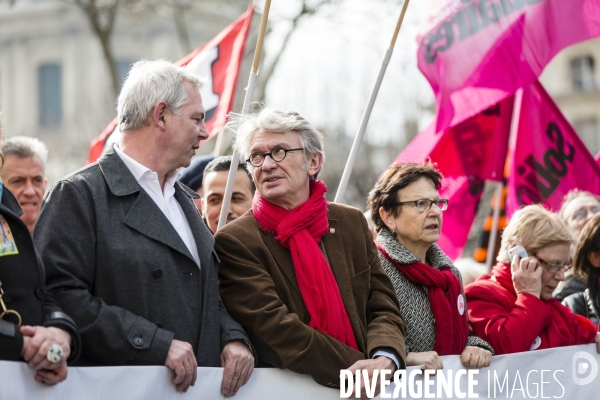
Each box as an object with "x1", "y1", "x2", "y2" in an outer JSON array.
[
  {"x1": 506, "y1": 81, "x2": 600, "y2": 216},
  {"x1": 394, "y1": 96, "x2": 513, "y2": 260},
  {"x1": 418, "y1": 0, "x2": 600, "y2": 132}
]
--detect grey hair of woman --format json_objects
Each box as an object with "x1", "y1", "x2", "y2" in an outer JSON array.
[
  {"x1": 228, "y1": 107, "x2": 326, "y2": 179},
  {"x1": 117, "y1": 59, "x2": 206, "y2": 132}
]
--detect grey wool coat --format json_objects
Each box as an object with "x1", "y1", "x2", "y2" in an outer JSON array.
[
  {"x1": 34, "y1": 149, "x2": 251, "y2": 367},
  {"x1": 377, "y1": 228, "x2": 494, "y2": 355}
]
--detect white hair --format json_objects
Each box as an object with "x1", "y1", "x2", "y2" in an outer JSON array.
[
  {"x1": 228, "y1": 107, "x2": 325, "y2": 178},
  {"x1": 117, "y1": 59, "x2": 206, "y2": 132},
  {"x1": 4, "y1": 136, "x2": 49, "y2": 166}
]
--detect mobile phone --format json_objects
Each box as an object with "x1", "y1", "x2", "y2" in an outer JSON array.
[{"x1": 508, "y1": 245, "x2": 528, "y2": 262}]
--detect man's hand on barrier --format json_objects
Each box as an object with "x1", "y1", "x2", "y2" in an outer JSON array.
[
  {"x1": 20, "y1": 325, "x2": 71, "y2": 385},
  {"x1": 220, "y1": 340, "x2": 254, "y2": 397},
  {"x1": 460, "y1": 346, "x2": 492, "y2": 369},
  {"x1": 346, "y1": 356, "x2": 395, "y2": 399},
  {"x1": 165, "y1": 339, "x2": 197, "y2": 393},
  {"x1": 406, "y1": 351, "x2": 444, "y2": 372}
]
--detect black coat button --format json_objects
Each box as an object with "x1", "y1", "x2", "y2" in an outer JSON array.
[
  {"x1": 155, "y1": 322, "x2": 162, "y2": 328},
  {"x1": 133, "y1": 337, "x2": 144, "y2": 346},
  {"x1": 152, "y1": 269, "x2": 163, "y2": 279},
  {"x1": 3, "y1": 292, "x2": 12, "y2": 303},
  {"x1": 35, "y1": 287, "x2": 44, "y2": 299}
]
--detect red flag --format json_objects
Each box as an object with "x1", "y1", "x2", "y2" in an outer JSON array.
[
  {"x1": 417, "y1": 0, "x2": 600, "y2": 132},
  {"x1": 394, "y1": 96, "x2": 514, "y2": 260},
  {"x1": 506, "y1": 81, "x2": 600, "y2": 216},
  {"x1": 87, "y1": 6, "x2": 253, "y2": 164}
]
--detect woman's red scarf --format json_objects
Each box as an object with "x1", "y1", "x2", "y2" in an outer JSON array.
[
  {"x1": 252, "y1": 179, "x2": 359, "y2": 350},
  {"x1": 377, "y1": 243, "x2": 469, "y2": 355}
]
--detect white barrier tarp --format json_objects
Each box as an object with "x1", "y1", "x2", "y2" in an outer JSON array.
[{"x1": 1, "y1": 343, "x2": 598, "y2": 399}]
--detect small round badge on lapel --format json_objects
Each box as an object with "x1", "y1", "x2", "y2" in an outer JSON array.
[
  {"x1": 330, "y1": 228, "x2": 335, "y2": 234},
  {"x1": 457, "y1": 294, "x2": 465, "y2": 316},
  {"x1": 530, "y1": 336, "x2": 542, "y2": 350}
]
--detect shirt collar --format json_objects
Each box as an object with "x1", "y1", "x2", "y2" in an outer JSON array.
[{"x1": 113, "y1": 143, "x2": 180, "y2": 187}]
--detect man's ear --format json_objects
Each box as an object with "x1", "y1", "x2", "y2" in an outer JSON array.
[
  {"x1": 307, "y1": 152, "x2": 323, "y2": 178},
  {"x1": 587, "y1": 251, "x2": 600, "y2": 268},
  {"x1": 153, "y1": 102, "x2": 168, "y2": 130}
]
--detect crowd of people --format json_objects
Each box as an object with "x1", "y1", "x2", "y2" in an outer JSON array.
[{"x1": 0, "y1": 60, "x2": 599, "y2": 397}]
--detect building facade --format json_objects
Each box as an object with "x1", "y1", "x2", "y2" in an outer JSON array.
[
  {"x1": 0, "y1": 0, "x2": 248, "y2": 182},
  {"x1": 541, "y1": 37, "x2": 600, "y2": 157}
]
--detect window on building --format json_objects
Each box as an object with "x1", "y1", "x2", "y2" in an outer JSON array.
[
  {"x1": 117, "y1": 60, "x2": 135, "y2": 86},
  {"x1": 38, "y1": 64, "x2": 62, "y2": 127},
  {"x1": 574, "y1": 118, "x2": 600, "y2": 156},
  {"x1": 571, "y1": 55, "x2": 596, "y2": 92}
]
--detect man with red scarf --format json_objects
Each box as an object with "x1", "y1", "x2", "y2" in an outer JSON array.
[{"x1": 215, "y1": 108, "x2": 406, "y2": 394}]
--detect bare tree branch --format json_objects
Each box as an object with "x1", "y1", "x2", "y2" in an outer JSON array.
[
  {"x1": 172, "y1": 0, "x2": 192, "y2": 55},
  {"x1": 68, "y1": 0, "x2": 122, "y2": 97},
  {"x1": 253, "y1": 0, "x2": 337, "y2": 101}
]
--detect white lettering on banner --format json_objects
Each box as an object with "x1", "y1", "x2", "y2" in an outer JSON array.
[
  {"x1": 1, "y1": 344, "x2": 599, "y2": 399},
  {"x1": 424, "y1": 369, "x2": 435, "y2": 398},
  {"x1": 339, "y1": 368, "x2": 479, "y2": 398},
  {"x1": 380, "y1": 369, "x2": 392, "y2": 398},
  {"x1": 493, "y1": 370, "x2": 508, "y2": 397},
  {"x1": 409, "y1": 369, "x2": 423, "y2": 398},
  {"x1": 438, "y1": 367, "x2": 453, "y2": 397},
  {"x1": 511, "y1": 370, "x2": 525, "y2": 398},
  {"x1": 527, "y1": 369, "x2": 539, "y2": 398}
]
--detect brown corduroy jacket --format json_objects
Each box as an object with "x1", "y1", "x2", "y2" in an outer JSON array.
[{"x1": 215, "y1": 202, "x2": 407, "y2": 388}]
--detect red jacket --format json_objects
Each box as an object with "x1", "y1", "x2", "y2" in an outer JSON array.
[{"x1": 465, "y1": 262, "x2": 597, "y2": 355}]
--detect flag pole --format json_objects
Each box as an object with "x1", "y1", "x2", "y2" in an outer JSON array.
[
  {"x1": 212, "y1": 127, "x2": 226, "y2": 156},
  {"x1": 333, "y1": 0, "x2": 410, "y2": 203},
  {"x1": 485, "y1": 90, "x2": 523, "y2": 272},
  {"x1": 217, "y1": 0, "x2": 271, "y2": 230},
  {"x1": 485, "y1": 183, "x2": 503, "y2": 270}
]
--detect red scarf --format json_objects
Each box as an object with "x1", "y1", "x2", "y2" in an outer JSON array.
[
  {"x1": 252, "y1": 180, "x2": 359, "y2": 350},
  {"x1": 377, "y1": 243, "x2": 469, "y2": 355}
]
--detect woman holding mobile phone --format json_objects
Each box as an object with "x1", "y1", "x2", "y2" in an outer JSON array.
[{"x1": 465, "y1": 205, "x2": 599, "y2": 355}]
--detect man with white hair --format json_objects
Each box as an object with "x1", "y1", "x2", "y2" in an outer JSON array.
[
  {"x1": 216, "y1": 108, "x2": 406, "y2": 396},
  {"x1": 0, "y1": 136, "x2": 48, "y2": 234},
  {"x1": 34, "y1": 60, "x2": 254, "y2": 396}
]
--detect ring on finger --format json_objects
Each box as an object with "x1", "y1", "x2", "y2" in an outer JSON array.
[{"x1": 46, "y1": 344, "x2": 64, "y2": 364}]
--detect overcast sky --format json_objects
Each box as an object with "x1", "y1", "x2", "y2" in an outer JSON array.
[{"x1": 258, "y1": 0, "x2": 437, "y2": 148}]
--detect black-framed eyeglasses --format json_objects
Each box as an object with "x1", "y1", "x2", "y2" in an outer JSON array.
[
  {"x1": 246, "y1": 147, "x2": 304, "y2": 167},
  {"x1": 391, "y1": 198, "x2": 448, "y2": 213},
  {"x1": 535, "y1": 256, "x2": 572, "y2": 274}
]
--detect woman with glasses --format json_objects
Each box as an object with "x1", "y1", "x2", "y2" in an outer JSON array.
[
  {"x1": 563, "y1": 214, "x2": 600, "y2": 326},
  {"x1": 465, "y1": 205, "x2": 599, "y2": 355},
  {"x1": 554, "y1": 190, "x2": 600, "y2": 301},
  {"x1": 367, "y1": 162, "x2": 493, "y2": 372},
  {"x1": 560, "y1": 190, "x2": 600, "y2": 234}
]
